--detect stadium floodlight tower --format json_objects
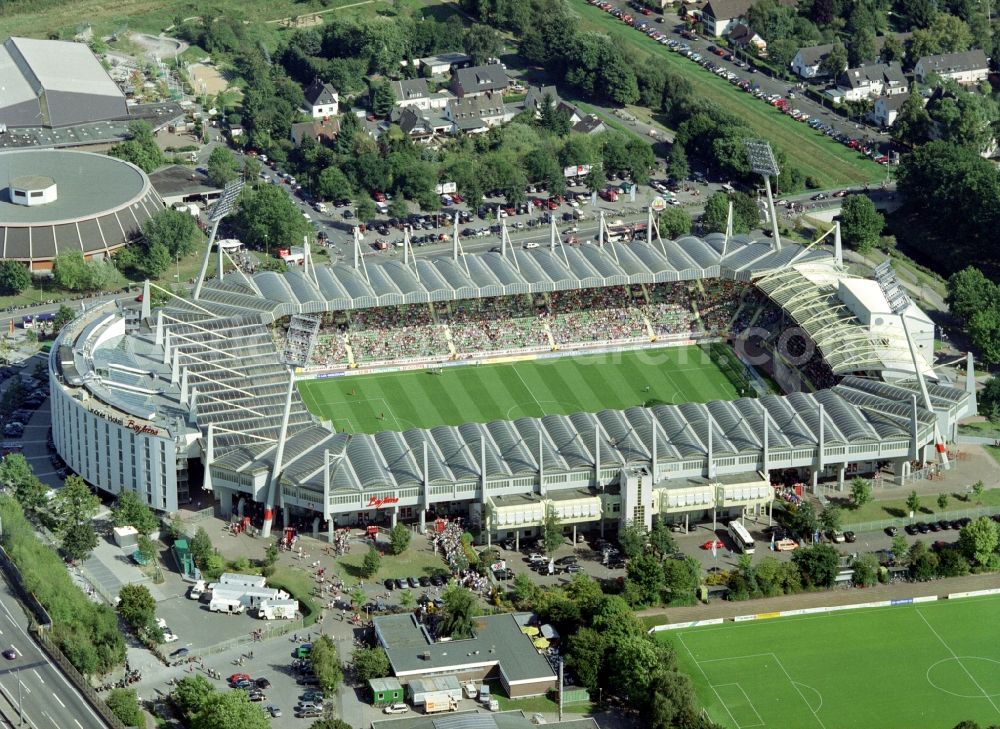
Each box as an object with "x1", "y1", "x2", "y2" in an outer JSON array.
[
  {"x1": 744, "y1": 139, "x2": 782, "y2": 250},
  {"x1": 873, "y1": 260, "x2": 949, "y2": 470},
  {"x1": 193, "y1": 178, "x2": 244, "y2": 300}
]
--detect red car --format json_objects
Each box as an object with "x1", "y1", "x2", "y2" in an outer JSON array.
[
  {"x1": 451, "y1": 193, "x2": 463, "y2": 204},
  {"x1": 373, "y1": 191, "x2": 387, "y2": 202},
  {"x1": 700, "y1": 539, "x2": 724, "y2": 550},
  {"x1": 229, "y1": 673, "x2": 252, "y2": 685}
]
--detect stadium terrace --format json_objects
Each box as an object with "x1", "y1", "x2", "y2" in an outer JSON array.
[{"x1": 49, "y1": 234, "x2": 975, "y2": 543}]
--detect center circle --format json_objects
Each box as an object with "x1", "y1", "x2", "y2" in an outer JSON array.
[{"x1": 926, "y1": 657, "x2": 1000, "y2": 699}]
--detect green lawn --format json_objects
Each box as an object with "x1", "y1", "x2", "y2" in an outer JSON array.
[
  {"x1": 571, "y1": 1, "x2": 884, "y2": 189},
  {"x1": 297, "y1": 344, "x2": 739, "y2": 434},
  {"x1": 826, "y1": 488, "x2": 1000, "y2": 525},
  {"x1": 664, "y1": 596, "x2": 1000, "y2": 729}
]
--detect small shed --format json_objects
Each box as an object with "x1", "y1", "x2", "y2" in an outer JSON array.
[
  {"x1": 369, "y1": 677, "x2": 404, "y2": 706},
  {"x1": 408, "y1": 675, "x2": 463, "y2": 705},
  {"x1": 173, "y1": 539, "x2": 198, "y2": 580},
  {"x1": 113, "y1": 526, "x2": 138, "y2": 549}
]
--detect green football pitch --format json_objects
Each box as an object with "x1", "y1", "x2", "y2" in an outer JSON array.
[
  {"x1": 297, "y1": 344, "x2": 742, "y2": 434},
  {"x1": 663, "y1": 596, "x2": 1000, "y2": 729}
]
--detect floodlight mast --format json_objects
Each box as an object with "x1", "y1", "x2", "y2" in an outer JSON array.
[
  {"x1": 873, "y1": 260, "x2": 950, "y2": 469},
  {"x1": 744, "y1": 140, "x2": 781, "y2": 250},
  {"x1": 193, "y1": 179, "x2": 244, "y2": 300}
]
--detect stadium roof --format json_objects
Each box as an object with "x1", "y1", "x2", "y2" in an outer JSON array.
[
  {"x1": 754, "y1": 262, "x2": 935, "y2": 376},
  {"x1": 0, "y1": 37, "x2": 127, "y2": 128},
  {"x1": 194, "y1": 234, "x2": 827, "y2": 316}
]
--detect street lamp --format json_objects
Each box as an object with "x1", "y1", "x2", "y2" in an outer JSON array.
[{"x1": 744, "y1": 139, "x2": 782, "y2": 249}]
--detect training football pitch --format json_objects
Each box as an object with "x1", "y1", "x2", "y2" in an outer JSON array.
[
  {"x1": 663, "y1": 596, "x2": 1000, "y2": 729},
  {"x1": 297, "y1": 344, "x2": 741, "y2": 433}
]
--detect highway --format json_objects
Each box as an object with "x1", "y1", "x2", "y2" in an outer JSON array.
[{"x1": 0, "y1": 586, "x2": 108, "y2": 729}]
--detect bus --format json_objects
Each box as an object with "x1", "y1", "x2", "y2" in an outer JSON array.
[{"x1": 728, "y1": 520, "x2": 755, "y2": 554}]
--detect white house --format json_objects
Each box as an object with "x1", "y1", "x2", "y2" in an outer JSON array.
[
  {"x1": 302, "y1": 79, "x2": 339, "y2": 119},
  {"x1": 417, "y1": 52, "x2": 471, "y2": 77},
  {"x1": 790, "y1": 43, "x2": 835, "y2": 78},
  {"x1": 827, "y1": 62, "x2": 907, "y2": 103},
  {"x1": 870, "y1": 94, "x2": 909, "y2": 128},
  {"x1": 914, "y1": 49, "x2": 990, "y2": 85},
  {"x1": 446, "y1": 92, "x2": 512, "y2": 133},
  {"x1": 391, "y1": 78, "x2": 453, "y2": 110},
  {"x1": 701, "y1": 0, "x2": 796, "y2": 37}
]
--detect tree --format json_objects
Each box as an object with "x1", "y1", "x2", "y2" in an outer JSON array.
[
  {"x1": 618, "y1": 522, "x2": 648, "y2": 560},
  {"x1": 438, "y1": 584, "x2": 475, "y2": 639},
  {"x1": 317, "y1": 166, "x2": 353, "y2": 203},
  {"x1": 109, "y1": 120, "x2": 165, "y2": 173},
  {"x1": 356, "y1": 197, "x2": 377, "y2": 224},
  {"x1": 111, "y1": 490, "x2": 160, "y2": 534},
  {"x1": 350, "y1": 586, "x2": 366, "y2": 612},
  {"x1": 463, "y1": 25, "x2": 502, "y2": 65},
  {"x1": 792, "y1": 544, "x2": 840, "y2": 587},
  {"x1": 649, "y1": 519, "x2": 677, "y2": 559},
  {"x1": 51, "y1": 475, "x2": 100, "y2": 532},
  {"x1": 512, "y1": 572, "x2": 538, "y2": 605},
  {"x1": 972, "y1": 479, "x2": 985, "y2": 503},
  {"x1": 0, "y1": 261, "x2": 31, "y2": 295},
  {"x1": 958, "y1": 516, "x2": 999, "y2": 567},
  {"x1": 118, "y1": 583, "x2": 156, "y2": 632},
  {"x1": 658, "y1": 207, "x2": 692, "y2": 239},
  {"x1": 309, "y1": 635, "x2": 343, "y2": 693},
  {"x1": 0, "y1": 453, "x2": 35, "y2": 492},
  {"x1": 137, "y1": 534, "x2": 157, "y2": 565},
  {"x1": 106, "y1": 688, "x2": 143, "y2": 728},
  {"x1": 308, "y1": 721, "x2": 353, "y2": 729},
  {"x1": 566, "y1": 626, "x2": 605, "y2": 692},
  {"x1": 233, "y1": 184, "x2": 312, "y2": 251},
  {"x1": 666, "y1": 144, "x2": 689, "y2": 182},
  {"x1": 62, "y1": 523, "x2": 98, "y2": 562},
  {"x1": 207, "y1": 146, "x2": 240, "y2": 187},
  {"x1": 788, "y1": 500, "x2": 819, "y2": 541},
  {"x1": 351, "y1": 646, "x2": 390, "y2": 682},
  {"x1": 52, "y1": 252, "x2": 95, "y2": 292},
  {"x1": 53, "y1": 304, "x2": 76, "y2": 334},
  {"x1": 937, "y1": 493, "x2": 948, "y2": 510},
  {"x1": 173, "y1": 675, "x2": 214, "y2": 716},
  {"x1": 908, "y1": 540, "x2": 939, "y2": 581},
  {"x1": 388, "y1": 197, "x2": 409, "y2": 220},
  {"x1": 700, "y1": 192, "x2": 731, "y2": 234},
  {"x1": 662, "y1": 556, "x2": 700, "y2": 604},
  {"x1": 191, "y1": 688, "x2": 270, "y2": 729},
  {"x1": 847, "y1": 27, "x2": 877, "y2": 67},
  {"x1": 840, "y1": 195, "x2": 884, "y2": 254},
  {"x1": 947, "y1": 267, "x2": 996, "y2": 325},
  {"x1": 542, "y1": 506, "x2": 563, "y2": 555},
  {"x1": 190, "y1": 527, "x2": 214, "y2": 570},
  {"x1": 906, "y1": 490, "x2": 921, "y2": 516},
  {"x1": 892, "y1": 91, "x2": 933, "y2": 147},
  {"x1": 625, "y1": 553, "x2": 665, "y2": 606},
  {"x1": 850, "y1": 477, "x2": 872, "y2": 508},
  {"x1": 819, "y1": 43, "x2": 848, "y2": 78},
  {"x1": 891, "y1": 534, "x2": 909, "y2": 564},
  {"x1": 389, "y1": 524, "x2": 411, "y2": 555},
  {"x1": 361, "y1": 547, "x2": 381, "y2": 578},
  {"x1": 851, "y1": 553, "x2": 879, "y2": 587},
  {"x1": 399, "y1": 588, "x2": 415, "y2": 611},
  {"x1": 369, "y1": 80, "x2": 395, "y2": 118},
  {"x1": 819, "y1": 506, "x2": 842, "y2": 534}
]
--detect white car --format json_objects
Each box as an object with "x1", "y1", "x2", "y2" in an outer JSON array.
[
  {"x1": 522, "y1": 241, "x2": 539, "y2": 250},
  {"x1": 162, "y1": 631, "x2": 179, "y2": 643},
  {"x1": 383, "y1": 703, "x2": 409, "y2": 715},
  {"x1": 155, "y1": 617, "x2": 167, "y2": 629}
]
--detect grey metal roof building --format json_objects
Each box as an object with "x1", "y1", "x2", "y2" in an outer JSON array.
[
  {"x1": 0, "y1": 37, "x2": 128, "y2": 129},
  {"x1": 0, "y1": 149, "x2": 161, "y2": 270},
  {"x1": 49, "y1": 233, "x2": 974, "y2": 523}
]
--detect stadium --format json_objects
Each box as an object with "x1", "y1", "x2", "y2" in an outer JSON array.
[
  {"x1": 48, "y1": 220, "x2": 975, "y2": 542},
  {"x1": 0, "y1": 149, "x2": 162, "y2": 271}
]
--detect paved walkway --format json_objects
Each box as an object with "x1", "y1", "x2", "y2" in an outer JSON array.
[{"x1": 639, "y1": 572, "x2": 1000, "y2": 625}]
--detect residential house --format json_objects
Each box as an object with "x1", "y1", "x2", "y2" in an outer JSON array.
[
  {"x1": 450, "y1": 63, "x2": 510, "y2": 98},
  {"x1": 914, "y1": 49, "x2": 990, "y2": 85},
  {"x1": 827, "y1": 62, "x2": 907, "y2": 103},
  {"x1": 572, "y1": 114, "x2": 607, "y2": 135},
  {"x1": 417, "y1": 52, "x2": 471, "y2": 77},
  {"x1": 791, "y1": 34, "x2": 911, "y2": 78},
  {"x1": 701, "y1": 0, "x2": 796, "y2": 37},
  {"x1": 290, "y1": 118, "x2": 341, "y2": 147},
  {"x1": 728, "y1": 24, "x2": 766, "y2": 54},
  {"x1": 523, "y1": 85, "x2": 561, "y2": 118},
  {"x1": 391, "y1": 78, "x2": 453, "y2": 111},
  {"x1": 302, "y1": 79, "x2": 339, "y2": 119},
  {"x1": 446, "y1": 92, "x2": 511, "y2": 133},
  {"x1": 391, "y1": 106, "x2": 450, "y2": 143},
  {"x1": 870, "y1": 94, "x2": 910, "y2": 128}
]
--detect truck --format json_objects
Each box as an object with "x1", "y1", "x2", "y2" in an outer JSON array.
[
  {"x1": 209, "y1": 595, "x2": 245, "y2": 614},
  {"x1": 314, "y1": 201, "x2": 328, "y2": 214},
  {"x1": 216, "y1": 573, "x2": 267, "y2": 589},
  {"x1": 423, "y1": 696, "x2": 458, "y2": 715},
  {"x1": 256, "y1": 599, "x2": 299, "y2": 620}
]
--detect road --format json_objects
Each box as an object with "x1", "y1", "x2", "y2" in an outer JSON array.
[{"x1": 0, "y1": 586, "x2": 107, "y2": 729}]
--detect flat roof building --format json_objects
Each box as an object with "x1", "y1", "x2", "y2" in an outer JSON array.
[{"x1": 0, "y1": 36, "x2": 128, "y2": 129}]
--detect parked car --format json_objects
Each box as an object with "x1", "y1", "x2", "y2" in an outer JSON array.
[
  {"x1": 700, "y1": 539, "x2": 724, "y2": 550},
  {"x1": 384, "y1": 703, "x2": 410, "y2": 714}
]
